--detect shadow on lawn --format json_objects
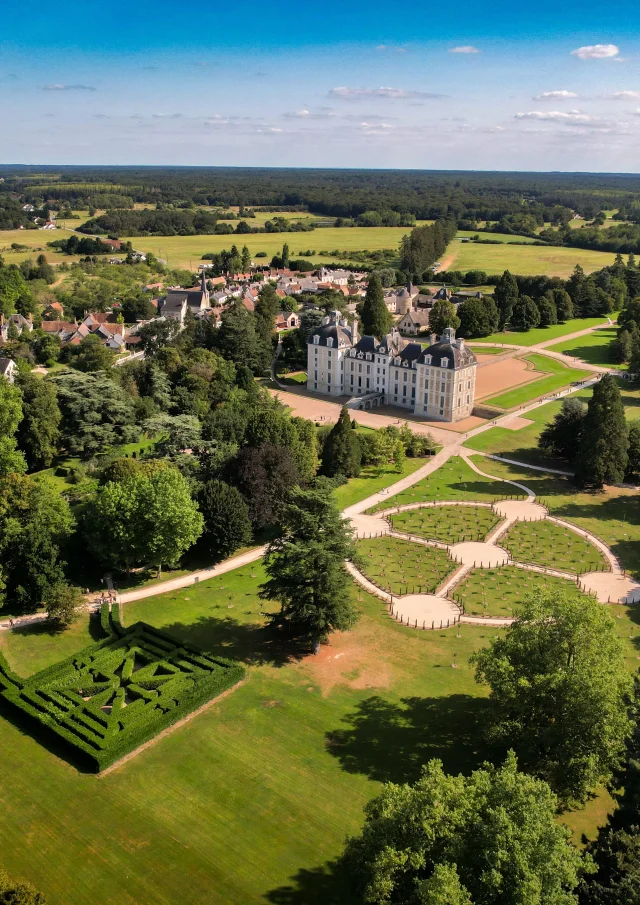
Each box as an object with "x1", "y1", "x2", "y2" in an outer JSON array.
[
  {"x1": 326, "y1": 693, "x2": 490, "y2": 785},
  {"x1": 159, "y1": 614, "x2": 311, "y2": 668},
  {"x1": 265, "y1": 860, "x2": 352, "y2": 905}
]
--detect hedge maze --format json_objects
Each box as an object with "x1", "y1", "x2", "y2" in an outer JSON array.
[{"x1": 0, "y1": 604, "x2": 244, "y2": 772}]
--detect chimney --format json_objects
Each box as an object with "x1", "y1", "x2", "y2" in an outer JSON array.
[
  {"x1": 352, "y1": 317, "x2": 359, "y2": 344},
  {"x1": 429, "y1": 333, "x2": 437, "y2": 346}
]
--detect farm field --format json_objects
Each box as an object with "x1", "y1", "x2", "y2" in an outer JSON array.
[
  {"x1": 369, "y1": 455, "x2": 524, "y2": 512},
  {"x1": 469, "y1": 316, "x2": 611, "y2": 347},
  {"x1": 454, "y1": 565, "x2": 593, "y2": 618},
  {"x1": 356, "y1": 535, "x2": 455, "y2": 595},
  {"x1": 482, "y1": 354, "x2": 590, "y2": 409},
  {"x1": 0, "y1": 228, "x2": 81, "y2": 266},
  {"x1": 455, "y1": 231, "x2": 539, "y2": 244},
  {"x1": 501, "y1": 518, "x2": 608, "y2": 574},
  {"x1": 548, "y1": 326, "x2": 624, "y2": 369},
  {"x1": 390, "y1": 504, "x2": 500, "y2": 544},
  {"x1": 444, "y1": 238, "x2": 615, "y2": 277},
  {"x1": 121, "y1": 226, "x2": 411, "y2": 269}
]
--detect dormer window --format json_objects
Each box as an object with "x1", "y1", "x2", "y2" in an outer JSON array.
[
  {"x1": 379, "y1": 346, "x2": 386, "y2": 354},
  {"x1": 403, "y1": 361, "x2": 408, "y2": 368},
  {"x1": 313, "y1": 335, "x2": 320, "y2": 345},
  {"x1": 327, "y1": 337, "x2": 334, "y2": 348},
  {"x1": 366, "y1": 353, "x2": 372, "y2": 361},
  {"x1": 394, "y1": 357, "x2": 401, "y2": 365},
  {"x1": 440, "y1": 358, "x2": 448, "y2": 368},
  {"x1": 424, "y1": 355, "x2": 432, "y2": 365}
]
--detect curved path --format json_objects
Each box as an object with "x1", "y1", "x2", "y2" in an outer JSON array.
[{"x1": 1, "y1": 318, "x2": 636, "y2": 633}]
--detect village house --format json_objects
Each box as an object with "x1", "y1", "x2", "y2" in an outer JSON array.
[
  {"x1": 42, "y1": 301, "x2": 65, "y2": 320},
  {"x1": 275, "y1": 311, "x2": 301, "y2": 331},
  {"x1": 307, "y1": 311, "x2": 476, "y2": 422},
  {"x1": 0, "y1": 357, "x2": 17, "y2": 383},
  {"x1": 397, "y1": 309, "x2": 430, "y2": 335},
  {"x1": 0, "y1": 314, "x2": 33, "y2": 341}
]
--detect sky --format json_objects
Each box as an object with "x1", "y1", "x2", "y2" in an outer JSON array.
[{"x1": 2, "y1": 0, "x2": 640, "y2": 171}]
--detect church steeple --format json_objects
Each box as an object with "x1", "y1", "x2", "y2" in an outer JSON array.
[{"x1": 201, "y1": 269, "x2": 207, "y2": 293}]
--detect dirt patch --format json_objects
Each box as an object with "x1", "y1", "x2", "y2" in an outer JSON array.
[
  {"x1": 502, "y1": 416, "x2": 534, "y2": 430},
  {"x1": 299, "y1": 631, "x2": 392, "y2": 696},
  {"x1": 475, "y1": 358, "x2": 543, "y2": 401}
]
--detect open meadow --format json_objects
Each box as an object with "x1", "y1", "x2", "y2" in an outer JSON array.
[
  {"x1": 443, "y1": 238, "x2": 616, "y2": 277},
  {"x1": 468, "y1": 316, "x2": 611, "y2": 347}
]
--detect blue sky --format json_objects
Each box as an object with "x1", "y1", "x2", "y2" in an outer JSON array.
[{"x1": 2, "y1": 0, "x2": 640, "y2": 171}]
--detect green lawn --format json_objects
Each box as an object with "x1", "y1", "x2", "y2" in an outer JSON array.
[
  {"x1": 501, "y1": 519, "x2": 609, "y2": 574},
  {"x1": 0, "y1": 565, "x2": 511, "y2": 905},
  {"x1": 445, "y1": 240, "x2": 615, "y2": 278},
  {"x1": 482, "y1": 354, "x2": 591, "y2": 409},
  {"x1": 334, "y1": 457, "x2": 426, "y2": 510},
  {"x1": 468, "y1": 455, "x2": 640, "y2": 577},
  {"x1": 391, "y1": 505, "x2": 500, "y2": 544},
  {"x1": 368, "y1": 456, "x2": 525, "y2": 513},
  {"x1": 2, "y1": 458, "x2": 640, "y2": 901},
  {"x1": 469, "y1": 317, "x2": 611, "y2": 347},
  {"x1": 356, "y1": 536, "x2": 455, "y2": 595},
  {"x1": 464, "y1": 379, "x2": 640, "y2": 467},
  {"x1": 469, "y1": 345, "x2": 506, "y2": 356},
  {"x1": 455, "y1": 231, "x2": 539, "y2": 244},
  {"x1": 453, "y1": 565, "x2": 594, "y2": 618},
  {"x1": 548, "y1": 327, "x2": 625, "y2": 369}
]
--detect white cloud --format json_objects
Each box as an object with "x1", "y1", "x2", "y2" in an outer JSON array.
[
  {"x1": 449, "y1": 46, "x2": 480, "y2": 54},
  {"x1": 152, "y1": 113, "x2": 182, "y2": 119},
  {"x1": 571, "y1": 44, "x2": 619, "y2": 60},
  {"x1": 515, "y1": 110, "x2": 594, "y2": 122},
  {"x1": 42, "y1": 83, "x2": 96, "y2": 91},
  {"x1": 329, "y1": 86, "x2": 447, "y2": 100},
  {"x1": 604, "y1": 90, "x2": 640, "y2": 99},
  {"x1": 534, "y1": 90, "x2": 578, "y2": 100}
]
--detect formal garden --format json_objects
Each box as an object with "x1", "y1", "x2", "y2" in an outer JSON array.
[
  {"x1": 501, "y1": 518, "x2": 609, "y2": 575},
  {"x1": 0, "y1": 604, "x2": 244, "y2": 772},
  {"x1": 453, "y1": 565, "x2": 592, "y2": 618},
  {"x1": 390, "y1": 504, "x2": 500, "y2": 544},
  {"x1": 355, "y1": 536, "x2": 456, "y2": 596}
]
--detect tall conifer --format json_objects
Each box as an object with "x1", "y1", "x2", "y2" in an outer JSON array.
[{"x1": 575, "y1": 375, "x2": 629, "y2": 488}]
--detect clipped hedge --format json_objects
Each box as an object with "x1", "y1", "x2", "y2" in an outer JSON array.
[{"x1": 0, "y1": 619, "x2": 244, "y2": 772}]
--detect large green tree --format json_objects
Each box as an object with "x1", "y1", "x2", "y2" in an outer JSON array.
[
  {"x1": 360, "y1": 274, "x2": 393, "y2": 338},
  {"x1": 260, "y1": 486, "x2": 357, "y2": 642},
  {"x1": 197, "y1": 479, "x2": 252, "y2": 559},
  {"x1": 428, "y1": 299, "x2": 460, "y2": 337},
  {"x1": 15, "y1": 373, "x2": 61, "y2": 470},
  {"x1": 52, "y1": 371, "x2": 138, "y2": 458},
  {"x1": 472, "y1": 589, "x2": 632, "y2": 803},
  {"x1": 88, "y1": 466, "x2": 203, "y2": 576},
  {"x1": 0, "y1": 474, "x2": 74, "y2": 613},
  {"x1": 538, "y1": 397, "x2": 586, "y2": 463},
  {"x1": 575, "y1": 375, "x2": 629, "y2": 489},
  {"x1": 321, "y1": 406, "x2": 362, "y2": 478},
  {"x1": 493, "y1": 270, "x2": 519, "y2": 330},
  {"x1": 0, "y1": 865, "x2": 46, "y2": 905},
  {"x1": 456, "y1": 297, "x2": 498, "y2": 338},
  {"x1": 511, "y1": 294, "x2": 541, "y2": 331},
  {"x1": 341, "y1": 751, "x2": 586, "y2": 905},
  {"x1": 0, "y1": 377, "x2": 26, "y2": 477}
]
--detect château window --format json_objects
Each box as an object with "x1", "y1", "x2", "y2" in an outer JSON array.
[
  {"x1": 327, "y1": 338, "x2": 334, "y2": 348},
  {"x1": 440, "y1": 358, "x2": 448, "y2": 368},
  {"x1": 313, "y1": 335, "x2": 319, "y2": 345}
]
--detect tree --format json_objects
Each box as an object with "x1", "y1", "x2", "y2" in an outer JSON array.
[
  {"x1": 232, "y1": 443, "x2": 300, "y2": 530},
  {"x1": 0, "y1": 866, "x2": 47, "y2": 905},
  {"x1": 538, "y1": 397, "x2": 586, "y2": 462},
  {"x1": 493, "y1": 270, "x2": 519, "y2": 330},
  {"x1": 241, "y1": 244, "x2": 251, "y2": 272},
  {"x1": 554, "y1": 289, "x2": 574, "y2": 323},
  {"x1": 360, "y1": 274, "x2": 393, "y2": 338},
  {"x1": 575, "y1": 375, "x2": 629, "y2": 489},
  {"x1": 511, "y1": 294, "x2": 541, "y2": 331},
  {"x1": 626, "y1": 422, "x2": 640, "y2": 479},
  {"x1": 0, "y1": 377, "x2": 26, "y2": 477},
  {"x1": 260, "y1": 486, "x2": 356, "y2": 641},
  {"x1": 15, "y1": 373, "x2": 61, "y2": 470},
  {"x1": 69, "y1": 335, "x2": 115, "y2": 373},
  {"x1": 215, "y1": 302, "x2": 269, "y2": 374},
  {"x1": 611, "y1": 328, "x2": 633, "y2": 363},
  {"x1": 52, "y1": 371, "x2": 138, "y2": 458},
  {"x1": 341, "y1": 751, "x2": 585, "y2": 905},
  {"x1": 538, "y1": 292, "x2": 558, "y2": 327},
  {"x1": 282, "y1": 242, "x2": 290, "y2": 268},
  {"x1": 472, "y1": 589, "x2": 632, "y2": 803},
  {"x1": 45, "y1": 583, "x2": 83, "y2": 627},
  {"x1": 137, "y1": 318, "x2": 181, "y2": 356},
  {"x1": 321, "y1": 407, "x2": 362, "y2": 478},
  {"x1": 88, "y1": 467, "x2": 203, "y2": 576},
  {"x1": 456, "y1": 297, "x2": 498, "y2": 338},
  {"x1": 428, "y1": 299, "x2": 460, "y2": 336},
  {"x1": 197, "y1": 479, "x2": 252, "y2": 559},
  {"x1": 0, "y1": 474, "x2": 74, "y2": 613}
]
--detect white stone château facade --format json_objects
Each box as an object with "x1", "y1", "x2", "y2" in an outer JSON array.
[{"x1": 307, "y1": 311, "x2": 477, "y2": 422}]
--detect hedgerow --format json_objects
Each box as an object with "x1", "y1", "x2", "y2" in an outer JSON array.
[{"x1": 0, "y1": 607, "x2": 244, "y2": 772}]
